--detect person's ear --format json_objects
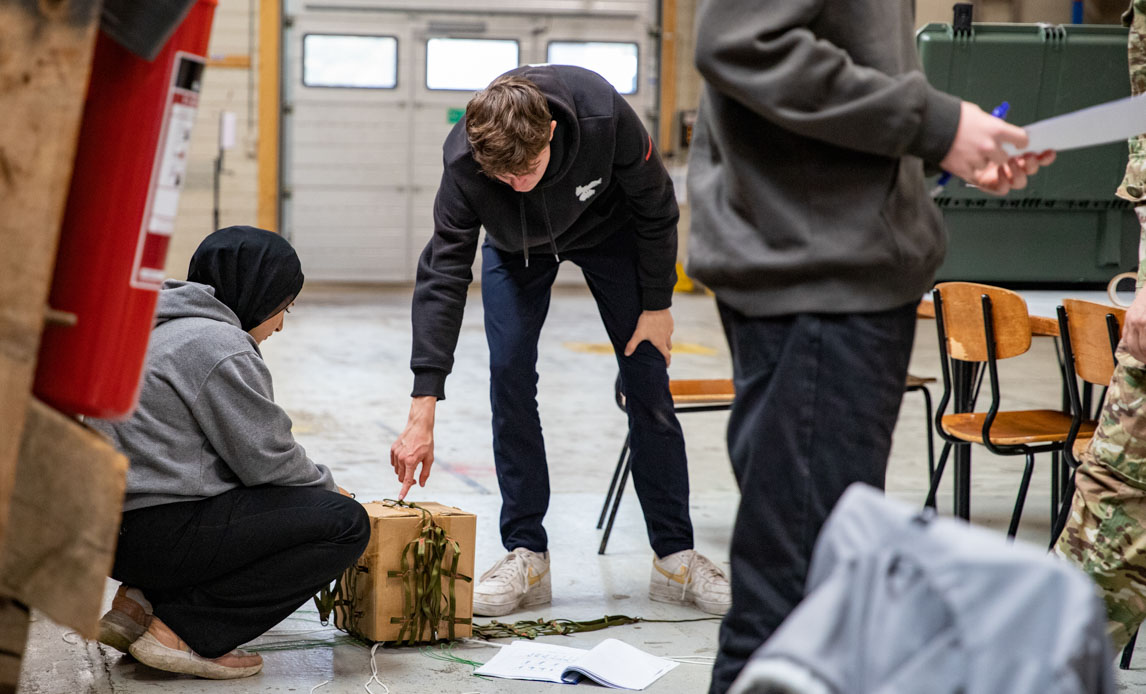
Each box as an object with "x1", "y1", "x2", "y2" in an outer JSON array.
[{"x1": 549, "y1": 120, "x2": 556, "y2": 141}]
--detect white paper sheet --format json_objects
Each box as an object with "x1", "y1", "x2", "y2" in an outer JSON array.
[
  {"x1": 473, "y1": 638, "x2": 679, "y2": 690},
  {"x1": 564, "y1": 638, "x2": 680, "y2": 690},
  {"x1": 473, "y1": 641, "x2": 583, "y2": 684},
  {"x1": 1003, "y1": 95, "x2": 1146, "y2": 155}
]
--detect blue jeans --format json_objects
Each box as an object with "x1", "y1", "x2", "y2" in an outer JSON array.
[
  {"x1": 481, "y1": 230, "x2": 693, "y2": 557},
  {"x1": 709, "y1": 301, "x2": 918, "y2": 694}
]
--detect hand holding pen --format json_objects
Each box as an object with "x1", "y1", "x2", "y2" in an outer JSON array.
[
  {"x1": 936, "y1": 100, "x2": 1056, "y2": 197},
  {"x1": 932, "y1": 102, "x2": 1009, "y2": 196}
]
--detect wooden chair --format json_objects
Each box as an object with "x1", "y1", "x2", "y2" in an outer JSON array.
[
  {"x1": 1050, "y1": 299, "x2": 1127, "y2": 666},
  {"x1": 1054, "y1": 299, "x2": 1124, "y2": 474},
  {"x1": 1048, "y1": 301, "x2": 1123, "y2": 536},
  {"x1": 924, "y1": 283, "x2": 1091, "y2": 539},
  {"x1": 597, "y1": 377, "x2": 735, "y2": 555}
]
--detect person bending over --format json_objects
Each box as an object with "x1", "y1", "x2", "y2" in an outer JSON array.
[{"x1": 391, "y1": 67, "x2": 730, "y2": 618}]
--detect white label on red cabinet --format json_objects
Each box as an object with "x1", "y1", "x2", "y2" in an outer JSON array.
[{"x1": 131, "y1": 52, "x2": 205, "y2": 290}]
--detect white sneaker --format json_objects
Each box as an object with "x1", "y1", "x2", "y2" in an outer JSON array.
[
  {"x1": 649, "y1": 549, "x2": 732, "y2": 615},
  {"x1": 473, "y1": 548, "x2": 551, "y2": 617}
]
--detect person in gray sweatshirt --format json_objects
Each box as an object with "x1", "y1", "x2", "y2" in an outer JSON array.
[
  {"x1": 91, "y1": 226, "x2": 369, "y2": 680},
  {"x1": 686, "y1": 2, "x2": 1056, "y2": 692}
]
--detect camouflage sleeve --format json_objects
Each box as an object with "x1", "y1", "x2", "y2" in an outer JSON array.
[
  {"x1": 1117, "y1": 0, "x2": 1146, "y2": 207},
  {"x1": 1116, "y1": 1, "x2": 1146, "y2": 284}
]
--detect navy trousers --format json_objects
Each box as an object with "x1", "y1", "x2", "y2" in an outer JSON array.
[
  {"x1": 481, "y1": 229, "x2": 694, "y2": 558},
  {"x1": 112, "y1": 486, "x2": 369, "y2": 658},
  {"x1": 709, "y1": 301, "x2": 918, "y2": 694}
]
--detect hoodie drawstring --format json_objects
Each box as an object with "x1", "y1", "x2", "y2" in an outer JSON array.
[
  {"x1": 540, "y1": 191, "x2": 560, "y2": 262},
  {"x1": 519, "y1": 196, "x2": 530, "y2": 267},
  {"x1": 519, "y1": 193, "x2": 561, "y2": 267}
]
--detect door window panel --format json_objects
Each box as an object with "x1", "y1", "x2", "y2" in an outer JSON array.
[
  {"x1": 547, "y1": 41, "x2": 639, "y2": 94},
  {"x1": 303, "y1": 34, "x2": 398, "y2": 89},
  {"x1": 425, "y1": 38, "x2": 519, "y2": 91}
]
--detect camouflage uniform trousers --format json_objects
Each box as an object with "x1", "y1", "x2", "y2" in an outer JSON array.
[{"x1": 1055, "y1": 345, "x2": 1146, "y2": 650}]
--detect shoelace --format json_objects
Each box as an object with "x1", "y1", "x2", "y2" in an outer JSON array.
[
  {"x1": 689, "y1": 553, "x2": 726, "y2": 586},
  {"x1": 480, "y1": 549, "x2": 533, "y2": 596},
  {"x1": 671, "y1": 551, "x2": 725, "y2": 601}
]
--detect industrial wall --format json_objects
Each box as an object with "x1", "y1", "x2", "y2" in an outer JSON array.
[
  {"x1": 165, "y1": 0, "x2": 261, "y2": 278},
  {"x1": 165, "y1": 0, "x2": 1123, "y2": 283}
]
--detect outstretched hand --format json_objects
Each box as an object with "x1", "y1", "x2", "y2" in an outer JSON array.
[{"x1": 390, "y1": 397, "x2": 436, "y2": 499}]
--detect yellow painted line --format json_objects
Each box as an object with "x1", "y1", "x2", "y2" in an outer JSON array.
[{"x1": 562, "y1": 342, "x2": 717, "y2": 356}]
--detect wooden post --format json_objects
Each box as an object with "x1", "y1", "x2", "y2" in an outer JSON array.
[
  {"x1": 0, "y1": 1, "x2": 104, "y2": 686},
  {"x1": 0, "y1": 600, "x2": 29, "y2": 694},
  {"x1": 258, "y1": 0, "x2": 281, "y2": 231},
  {"x1": 0, "y1": 0, "x2": 103, "y2": 568},
  {"x1": 658, "y1": 0, "x2": 678, "y2": 158}
]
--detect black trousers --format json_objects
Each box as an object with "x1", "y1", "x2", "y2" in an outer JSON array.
[
  {"x1": 112, "y1": 486, "x2": 369, "y2": 658},
  {"x1": 481, "y1": 229, "x2": 693, "y2": 557},
  {"x1": 709, "y1": 301, "x2": 918, "y2": 694}
]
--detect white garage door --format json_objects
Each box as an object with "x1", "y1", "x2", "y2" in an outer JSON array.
[{"x1": 282, "y1": 0, "x2": 659, "y2": 283}]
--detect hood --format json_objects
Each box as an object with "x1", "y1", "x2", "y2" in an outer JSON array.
[
  {"x1": 154, "y1": 280, "x2": 243, "y2": 329},
  {"x1": 506, "y1": 64, "x2": 581, "y2": 187}
]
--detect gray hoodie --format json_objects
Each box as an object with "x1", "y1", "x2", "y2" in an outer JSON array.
[
  {"x1": 687, "y1": 0, "x2": 962, "y2": 316},
  {"x1": 92, "y1": 280, "x2": 336, "y2": 512}
]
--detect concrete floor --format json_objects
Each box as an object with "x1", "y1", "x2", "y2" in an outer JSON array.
[{"x1": 19, "y1": 284, "x2": 1146, "y2": 692}]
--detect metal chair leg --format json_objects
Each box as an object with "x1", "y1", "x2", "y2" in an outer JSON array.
[
  {"x1": 921, "y1": 386, "x2": 936, "y2": 484},
  {"x1": 598, "y1": 453, "x2": 631, "y2": 555},
  {"x1": 598, "y1": 433, "x2": 630, "y2": 530},
  {"x1": 1122, "y1": 628, "x2": 1139, "y2": 670},
  {"x1": 1049, "y1": 472, "x2": 1076, "y2": 550},
  {"x1": 925, "y1": 441, "x2": 954, "y2": 509},
  {"x1": 1050, "y1": 450, "x2": 1061, "y2": 528},
  {"x1": 1007, "y1": 453, "x2": 1036, "y2": 540}
]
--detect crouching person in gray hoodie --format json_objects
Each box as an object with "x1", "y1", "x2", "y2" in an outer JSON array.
[{"x1": 91, "y1": 226, "x2": 370, "y2": 680}]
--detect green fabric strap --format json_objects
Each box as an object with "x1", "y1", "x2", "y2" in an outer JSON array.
[
  {"x1": 383, "y1": 500, "x2": 473, "y2": 645},
  {"x1": 313, "y1": 555, "x2": 365, "y2": 638},
  {"x1": 469, "y1": 614, "x2": 721, "y2": 640}
]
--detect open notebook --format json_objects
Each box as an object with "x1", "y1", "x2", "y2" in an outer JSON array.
[{"x1": 473, "y1": 638, "x2": 678, "y2": 690}]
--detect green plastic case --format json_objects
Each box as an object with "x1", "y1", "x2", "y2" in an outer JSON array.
[{"x1": 917, "y1": 22, "x2": 1136, "y2": 283}]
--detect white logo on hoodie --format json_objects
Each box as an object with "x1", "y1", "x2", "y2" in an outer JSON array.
[{"x1": 575, "y1": 178, "x2": 602, "y2": 202}]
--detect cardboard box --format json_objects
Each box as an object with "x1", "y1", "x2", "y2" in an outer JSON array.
[{"x1": 337, "y1": 501, "x2": 475, "y2": 643}]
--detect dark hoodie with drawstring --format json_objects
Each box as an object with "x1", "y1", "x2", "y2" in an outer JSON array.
[
  {"x1": 90, "y1": 280, "x2": 337, "y2": 511},
  {"x1": 410, "y1": 65, "x2": 680, "y2": 400}
]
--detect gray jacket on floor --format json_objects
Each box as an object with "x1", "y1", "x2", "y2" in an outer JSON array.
[
  {"x1": 687, "y1": 0, "x2": 962, "y2": 316},
  {"x1": 729, "y1": 485, "x2": 1114, "y2": 694},
  {"x1": 92, "y1": 280, "x2": 336, "y2": 512}
]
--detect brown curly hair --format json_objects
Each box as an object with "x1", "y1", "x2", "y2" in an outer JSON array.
[{"x1": 465, "y1": 75, "x2": 552, "y2": 177}]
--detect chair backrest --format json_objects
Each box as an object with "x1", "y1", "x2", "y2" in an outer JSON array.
[
  {"x1": 1061, "y1": 299, "x2": 1125, "y2": 386},
  {"x1": 934, "y1": 282, "x2": 1032, "y2": 362}
]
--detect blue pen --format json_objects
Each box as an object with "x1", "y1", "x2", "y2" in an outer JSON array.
[{"x1": 930, "y1": 101, "x2": 1010, "y2": 197}]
